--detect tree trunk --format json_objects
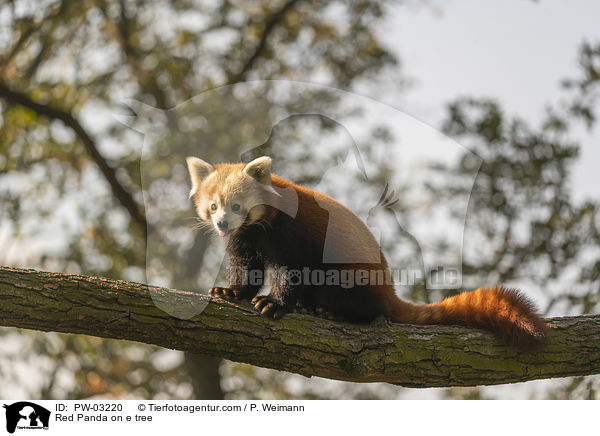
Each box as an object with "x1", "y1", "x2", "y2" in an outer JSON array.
[
  {"x1": 184, "y1": 353, "x2": 224, "y2": 400},
  {"x1": 179, "y1": 233, "x2": 224, "y2": 400},
  {"x1": 1, "y1": 266, "x2": 599, "y2": 388}
]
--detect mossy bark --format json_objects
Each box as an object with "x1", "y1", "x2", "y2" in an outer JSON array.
[{"x1": 1, "y1": 266, "x2": 599, "y2": 387}]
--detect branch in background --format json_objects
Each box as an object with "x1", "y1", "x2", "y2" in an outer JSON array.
[
  {"x1": 0, "y1": 81, "x2": 147, "y2": 230},
  {"x1": 0, "y1": 0, "x2": 66, "y2": 69},
  {"x1": 97, "y1": 0, "x2": 170, "y2": 109},
  {"x1": 228, "y1": 0, "x2": 302, "y2": 83},
  {"x1": 1, "y1": 266, "x2": 599, "y2": 387}
]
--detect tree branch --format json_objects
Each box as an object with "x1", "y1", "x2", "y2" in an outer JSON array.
[
  {"x1": 0, "y1": 82, "x2": 147, "y2": 230},
  {"x1": 0, "y1": 0, "x2": 66, "y2": 69},
  {"x1": 228, "y1": 0, "x2": 302, "y2": 83},
  {"x1": 97, "y1": 0, "x2": 170, "y2": 109},
  {"x1": 1, "y1": 266, "x2": 599, "y2": 387}
]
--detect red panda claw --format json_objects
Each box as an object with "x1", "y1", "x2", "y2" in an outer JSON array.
[
  {"x1": 208, "y1": 287, "x2": 236, "y2": 300},
  {"x1": 253, "y1": 296, "x2": 287, "y2": 319}
]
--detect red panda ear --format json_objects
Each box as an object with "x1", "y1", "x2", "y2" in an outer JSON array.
[
  {"x1": 186, "y1": 157, "x2": 215, "y2": 197},
  {"x1": 243, "y1": 156, "x2": 272, "y2": 185}
]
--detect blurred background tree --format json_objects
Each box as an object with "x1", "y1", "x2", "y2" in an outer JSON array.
[
  {"x1": 0, "y1": 0, "x2": 598, "y2": 400},
  {"x1": 0, "y1": 0, "x2": 400, "y2": 400},
  {"x1": 433, "y1": 41, "x2": 600, "y2": 399}
]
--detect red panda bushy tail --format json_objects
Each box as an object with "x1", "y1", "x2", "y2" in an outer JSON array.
[{"x1": 390, "y1": 286, "x2": 550, "y2": 349}]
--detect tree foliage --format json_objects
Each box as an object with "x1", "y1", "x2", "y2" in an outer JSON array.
[
  {"x1": 1, "y1": 0, "x2": 599, "y2": 399},
  {"x1": 0, "y1": 0, "x2": 398, "y2": 399},
  {"x1": 430, "y1": 42, "x2": 600, "y2": 398}
]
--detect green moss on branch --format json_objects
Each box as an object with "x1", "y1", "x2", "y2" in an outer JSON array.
[{"x1": 0, "y1": 266, "x2": 599, "y2": 387}]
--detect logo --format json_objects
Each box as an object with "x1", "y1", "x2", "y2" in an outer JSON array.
[{"x1": 3, "y1": 402, "x2": 50, "y2": 433}]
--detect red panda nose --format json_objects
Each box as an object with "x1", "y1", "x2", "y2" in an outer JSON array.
[{"x1": 217, "y1": 220, "x2": 228, "y2": 230}]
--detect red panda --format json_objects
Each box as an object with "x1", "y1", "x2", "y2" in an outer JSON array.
[{"x1": 187, "y1": 155, "x2": 550, "y2": 349}]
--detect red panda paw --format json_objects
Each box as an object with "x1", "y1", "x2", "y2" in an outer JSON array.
[
  {"x1": 252, "y1": 296, "x2": 287, "y2": 319},
  {"x1": 208, "y1": 287, "x2": 237, "y2": 300}
]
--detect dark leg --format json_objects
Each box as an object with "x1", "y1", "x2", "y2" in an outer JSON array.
[
  {"x1": 209, "y1": 255, "x2": 264, "y2": 301},
  {"x1": 252, "y1": 268, "x2": 299, "y2": 319}
]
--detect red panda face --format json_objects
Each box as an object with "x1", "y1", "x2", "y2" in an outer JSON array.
[
  {"x1": 197, "y1": 181, "x2": 257, "y2": 237},
  {"x1": 186, "y1": 156, "x2": 273, "y2": 237}
]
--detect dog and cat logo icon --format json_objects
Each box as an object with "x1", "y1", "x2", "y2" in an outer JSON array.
[{"x1": 2, "y1": 402, "x2": 50, "y2": 433}]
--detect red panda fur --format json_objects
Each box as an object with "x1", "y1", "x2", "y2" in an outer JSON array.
[{"x1": 188, "y1": 158, "x2": 550, "y2": 349}]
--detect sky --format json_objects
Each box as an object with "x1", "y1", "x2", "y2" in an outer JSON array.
[{"x1": 377, "y1": 0, "x2": 600, "y2": 202}]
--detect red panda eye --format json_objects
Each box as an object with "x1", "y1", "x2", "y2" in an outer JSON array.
[
  {"x1": 232, "y1": 204, "x2": 240, "y2": 211},
  {"x1": 210, "y1": 203, "x2": 217, "y2": 211}
]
